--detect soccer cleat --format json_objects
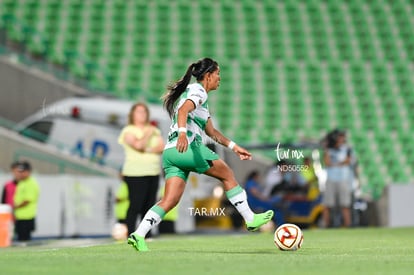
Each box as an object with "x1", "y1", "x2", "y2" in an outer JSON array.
[
  {"x1": 127, "y1": 233, "x2": 149, "y2": 252},
  {"x1": 246, "y1": 210, "x2": 274, "y2": 232}
]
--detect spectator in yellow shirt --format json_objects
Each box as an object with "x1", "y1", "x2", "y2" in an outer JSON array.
[
  {"x1": 13, "y1": 161, "x2": 40, "y2": 242},
  {"x1": 118, "y1": 102, "x2": 164, "y2": 235}
]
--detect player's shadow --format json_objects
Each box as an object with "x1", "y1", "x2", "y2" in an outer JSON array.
[{"x1": 179, "y1": 249, "x2": 276, "y2": 255}]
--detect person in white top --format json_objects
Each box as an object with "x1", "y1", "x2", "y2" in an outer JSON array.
[
  {"x1": 127, "y1": 57, "x2": 274, "y2": 251},
  {"x1": 322, "y1": 129, "x2": 353, "y2": 227}
]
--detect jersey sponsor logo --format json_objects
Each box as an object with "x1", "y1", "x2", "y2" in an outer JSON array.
[{"x1": 168, "y1": 131, "x2": 178, "y2": 142}]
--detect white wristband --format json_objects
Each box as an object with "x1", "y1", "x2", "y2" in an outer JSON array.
[
  {"x1": 228, "y1": 141, "x2": 236, "y2": 150},
  {"x1": 178, "y1": 127, "x2": 187, "y2": 133}
]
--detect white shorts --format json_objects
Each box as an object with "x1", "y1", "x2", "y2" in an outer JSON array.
[{"x1": 323, "y1": 179, "x2": 352, "y2": 208}]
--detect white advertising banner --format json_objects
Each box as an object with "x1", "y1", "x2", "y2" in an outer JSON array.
[
  {"x1": 0, "y1": 175, "x2": 118, "y2": 238},
  {"x1": 0, "y1": 174, "x2": 195, "y2": 238}
]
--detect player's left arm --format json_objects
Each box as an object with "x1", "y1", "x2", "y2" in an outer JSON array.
[{"x1": 205, "y1": 118, "x2": 252, "y2": 160}]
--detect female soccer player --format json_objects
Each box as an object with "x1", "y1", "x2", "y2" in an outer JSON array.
[{"x1": 128, "y1": 57, "x2": 274, "y2": 251}]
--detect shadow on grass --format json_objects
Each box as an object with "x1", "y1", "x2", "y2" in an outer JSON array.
[{"x1": 169, "y1": 249, "x2": 277, "y2": 255}]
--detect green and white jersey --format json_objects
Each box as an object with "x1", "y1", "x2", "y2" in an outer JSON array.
[{"x1": 165, "y1": 83, "x2": 210, "y2": 149}]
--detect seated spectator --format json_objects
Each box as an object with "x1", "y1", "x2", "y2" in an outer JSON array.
[
  {"x1": 245, "y1": 171, "x2": 285, "y2": 226},
  {"x1": 263, "y1": 161, "x2": 283, "y2": 197},
  {"x1": 301, "y1": 156, "x2": 320, "y2": 201},
  {"x1": 269, "y1": 160, "x2": 307, "y2": 197},
  {"x1": 284, "y1": 157, "x2": 320, "y2": 202}
]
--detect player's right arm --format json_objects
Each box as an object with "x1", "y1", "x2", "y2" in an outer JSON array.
[{"x1": 205, "y1": 118, "x2": 252, "y2": 160}]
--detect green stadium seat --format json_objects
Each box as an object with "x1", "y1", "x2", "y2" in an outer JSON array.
[
  {"x1": 47, "y1": 46, "x2": 67, "y2": 65},
  {"x1": 7, "y1": 23, "x2": 26, "y2": 43},
  {"x1": 26, "y1": 34, "x2": 47, "y2": 55},
  {"x1": 0, "y1": 0, "x2": 16, "y2": 16}
]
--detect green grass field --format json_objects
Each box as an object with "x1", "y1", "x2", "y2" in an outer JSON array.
[{"x1": 2, "y1": 227, "x2": 414, "y2": 275}]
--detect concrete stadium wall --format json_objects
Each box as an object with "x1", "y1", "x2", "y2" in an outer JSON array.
[
  {"x1": 0, "y1": 56, "x2": 90, "y2": 123},
  {"x1": 375, "y1": 183, "x2": 414, "y2": 227}
]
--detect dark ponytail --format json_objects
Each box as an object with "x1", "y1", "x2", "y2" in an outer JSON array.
[
  {"x1": 163, "y1": 57, "x2": 218, "y2": 117},
  {"x1": 163, "y1": 63, "x2": 195, "y2": 117}
]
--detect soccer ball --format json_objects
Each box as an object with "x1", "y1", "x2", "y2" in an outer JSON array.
[
  {"x1": 111, "y1": 223, "x2": 128, "y2": 241},
  {"x1": 274, "y1": 223, "x2": 303, "y2": 251}
]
